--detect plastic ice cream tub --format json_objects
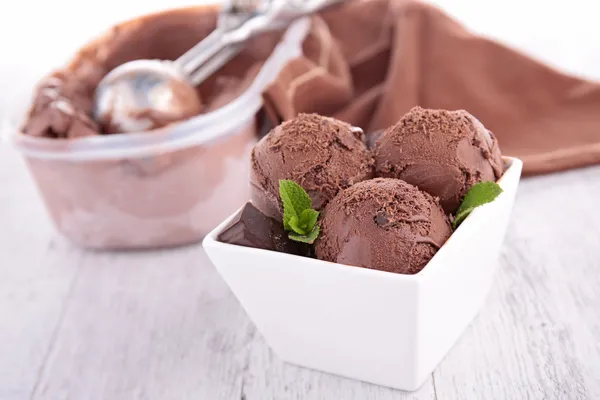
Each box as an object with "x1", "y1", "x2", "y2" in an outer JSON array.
[{"x1": 3, "y1": 15, "x2": 310, "y2": 250}]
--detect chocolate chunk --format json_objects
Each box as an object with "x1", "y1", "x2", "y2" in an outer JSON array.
[
  {"x1": 375, "y1": 212, "x2": 389, "y2": 226},
  {"x1": 218, "y1": 202, "x2": 307, "y2": 256}
]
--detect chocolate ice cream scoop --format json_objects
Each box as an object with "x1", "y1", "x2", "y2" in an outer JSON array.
[
  {"x1": 315, "y1": 178, "x2": 452, "y2": 275},
  {"x1": 374, "y1": 107, "x2": 504, "y2": 214},
  {"x1": 250, "y1": 113, "x2": 374, "y2": 220}
]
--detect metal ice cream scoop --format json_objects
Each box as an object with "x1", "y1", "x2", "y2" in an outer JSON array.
[{"x1": 93, "y1": 0, "x2": 346, "y2": 134}]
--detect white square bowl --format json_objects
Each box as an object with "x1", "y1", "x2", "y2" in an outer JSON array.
[{"x1": 203, "y1": 157, "x2": 522, "y2": 391}]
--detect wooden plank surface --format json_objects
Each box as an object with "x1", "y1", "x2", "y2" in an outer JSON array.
[
  {"x1": 432, "y1": 166, "x2": 600, "y2": 400},
  {"x1": 2, "y1": 142, "x2": 600, "y2": 399}
]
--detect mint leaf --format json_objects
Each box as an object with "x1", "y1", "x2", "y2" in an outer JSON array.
[
  {"x1": 288, "y1": 215, "x2": 307, "y2": 235},
  {"x1": 279, "y1": 180, "x2": 321, "y2": 243},
  {"x1": 279, "y1": 179, "x2": 312, "y2": 231},
  {"x1": 299, "y1": 209, "x2": 319, "y2": 233},
  {"x1": 455, "y1": 181, "x2": 503, "y2": 215},
  {"x1": 289, "y1": 225, "x2": 320, "y2": 244},
  {"x1": 452, "y1": 181, "x2": 503, "y2": 229}
]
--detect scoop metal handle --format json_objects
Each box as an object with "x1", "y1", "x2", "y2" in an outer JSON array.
[
  {"x1": 177, "y1": 0, "x2": 348, "y2": 84},
  {"x1": 188, "y1": 44, "x2": 244, "y2": 85},
  {"x1": 174, "y1": 0, "x2": 256, "y2": 83},
  {"x1": 175, "y1": 29, "x2": 231, "y2": 79}
]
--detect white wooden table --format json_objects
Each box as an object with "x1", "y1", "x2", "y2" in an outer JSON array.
[{"x1": 2, "y1": 139, "x2": 600, "y2": 399}]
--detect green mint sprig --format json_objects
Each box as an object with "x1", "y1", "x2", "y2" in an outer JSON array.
[
  {"x1": 279, "y1": 179, "x2": 320, "y2": 243},
  {"x1": 452, "y1": 181, "x2": 503, "y2": 229}
]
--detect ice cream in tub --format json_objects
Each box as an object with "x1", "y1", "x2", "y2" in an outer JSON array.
[{"x1": 4, "y1": 7, "x2": 310, "y2": 250}]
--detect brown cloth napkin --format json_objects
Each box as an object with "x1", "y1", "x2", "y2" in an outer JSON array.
[{"x1": 263, "y1": 0, "x2": 600, "y2": 176}]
